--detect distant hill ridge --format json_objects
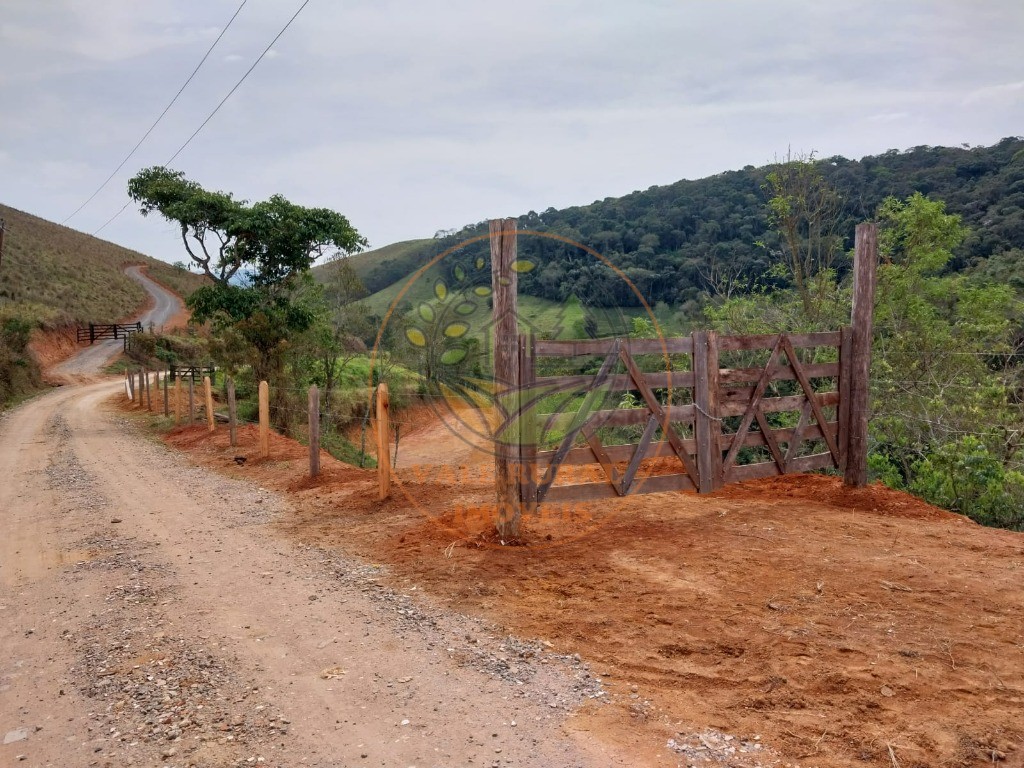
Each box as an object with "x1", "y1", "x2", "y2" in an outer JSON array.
[
  {"x1": 318, "y1": 137, "x2": 1024, "y2": 309},
  {"x1": 0, "y1": 203, "x2": 207, "y2": 324}
]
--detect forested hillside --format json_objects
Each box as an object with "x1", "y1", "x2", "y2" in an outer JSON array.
[{"x1": 324, "y1": 137, "x2": 1024, "y2": 309}]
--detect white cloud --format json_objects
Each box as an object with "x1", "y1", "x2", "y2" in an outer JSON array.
[{"x1": 1, "y1": 0, "x2": 1022, "y2": 259}]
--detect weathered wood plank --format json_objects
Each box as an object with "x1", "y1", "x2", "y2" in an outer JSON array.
[
  {"x1": 544, "y1": 472, "x2": 695, "y2": 502},
  {"x1": 845, "y1": 223, "x2": 877, "y2": 487},
  {"x1": 541, "y1": 401, "x2": 695, "y2": 432},
  {"x1": 518, "y1": 333, "x2": 538, "y2": 511},
  {"x1": 618, "y1": 416, "x2": 659, "y2": 494},
  {"x1": 491, "y1": 218, "x2": 520, "y2": 537},
  {"x1": 719, "y1": 391, "x2": 839, "y2": 417},
  {"x1": 721, "y1": 335, "x2": 783, "y2": 472},
  {"x1": 729, "y1": 451, "x2": 836, "y2": 482},
  {"x1": 203, "y1": 375, "x2": 215, "y2": 433},
  {"x1": 838, "y1": 325, "x2": 852, "y2": 473},
  {"x1": 536, "y1": 437, "x2": 691, "y2": 466},
  {"x1": 533, "y1": 371, "x2": 696, "y2": 392},
  {"x1": 258, "y1": 380, "x2": 269, "y2": 458},
  {"x1": 692, "y1": 330, "x2": 716, "y2": 493},
  {"x1": 783, "y1": 400, "x2": 814, "y2": 467},
  {"x1": 781, "y1": 335, "x2": 841, "y2": 464},
  {"x1": 308, "y1": 384, "x2": 320, "y2": 478},
  {"x1": 537, "y1": 340, "x2": 621, "y2": 502},
  {"x1": 717, "y1": 331, "x2": 840, "y2": 352},
  {"x1": 376, "y1": 383, "x2": 390, "y2": 499},
  {"x1": 718, "y1": 361, "x2": 838, "y2": 386},
  {"x1": 535, "y1": 337, "x2": 693, "y2": 356},
  {"x1": 581, "y1": 425, "x2": 622, "y2": 493},
  {"x1": 619, "y1": 346, "x2": 701, "y2": 485},
  {"x1": 754, "y1": 408, "x2": 787, "y2": 473}
]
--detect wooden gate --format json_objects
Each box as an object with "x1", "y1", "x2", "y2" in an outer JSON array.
[
  {"x1": 486, "y1": 218, "x2": 876, "y2": 537},
  {"x1": 514, "y1": 329, "x2": 850, "y2": 505}
]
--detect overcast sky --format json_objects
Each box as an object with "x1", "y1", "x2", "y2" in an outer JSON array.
[{"x1": 2, "y1": 0, "x2": 1022, "y2": 264}]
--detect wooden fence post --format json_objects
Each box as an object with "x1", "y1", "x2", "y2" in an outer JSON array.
[
  {"x1": 376, "y1": 383, "x2": 390, "y2": 499},
  {"x1": 145, "y1": 368, "x2": 152, "y2": 411},
  {"x1": 227, "y1": 377, "x2": 237, "y2": 447},
  {"x1": 490, "y1": 218, "x2": 520, "y2": 540},
  {"x1": 517, "y1": 333, "x2": 537, "y2": 516},
  {"x1": 163, "y1": 370, "x2": 170, "y2": 417},
  {"x1": 693, "y1": 330, "x2": 722, "y2": 492},
  {"x1": 174, "y1": 378, "x2": 182, "y2": 426},
  {"x1": 838, "y1": 326, "x2": 853, "y2": 473},
  {"x1": 204, "y1": 375, "x2": 215, "y2": 433},
  {"x1": 308, "y1": 384, "x2": 320, "y2": 478},
  {"x1": 844, "y1": 222, "x2": 878, "y2": 487},
  {"x1": 127, "y1": 371, "x2": 135, "y2": 401},
  {"x1": 188, "y1": 378, "x2": 195, "y2": 423},
  {"x1": 258, "y1": 381, "x2": 270, "y2": 458}
]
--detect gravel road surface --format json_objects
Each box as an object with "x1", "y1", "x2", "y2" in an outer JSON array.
[
  {"x1": 50, "y1": 266, "x2": 182, "y2": 379},
  {"x1": 0, "y1": 382, "x2": 627, "y2": 766}
]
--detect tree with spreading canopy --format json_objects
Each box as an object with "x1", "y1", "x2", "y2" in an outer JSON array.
[{"x1": 127, "y1": 167, "x2": 367, "y2": 388}]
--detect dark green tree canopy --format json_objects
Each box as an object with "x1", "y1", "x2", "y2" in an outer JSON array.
[{"x1": 128, "y1": 167, "x2": 367, "y2": 287}]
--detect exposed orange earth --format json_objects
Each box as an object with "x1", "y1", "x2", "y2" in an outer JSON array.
[{"x1": 160, "y1": 409, "x2": 1024, "y2": 768}]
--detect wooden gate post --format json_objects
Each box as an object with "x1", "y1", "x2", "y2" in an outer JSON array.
[
  {"x1": 174, "y1": 378, "x2": 182, "y2": 426},
  {"x1": 188, "y1": 378, "x2": 195, "y2": 423},
  {"x1": 517, "y1": 333, "x2": 537, "y2": 515},
  {"x1": 308, "y1": 385, "x2": 321, "y2": 478},
  {"x1": 145, "y1": 368, "x2": 152, "y2": 411},
  {"x1": 163, "y1": 370, "x2": 170, "y2": 417},
  {"x1": 375, "y1": 383, "x2": 390, "y2": 499},
  {"x1": 203, "y1": 375, "x2": 215, "y2": 432},
  {"x1": 227, "y1": 377, "x2": 238, "y2": 447},
  {"x1": 490, "y1": 218, "x2": 521, "y2": 540},
  {"x1": 844, "y1": 222, "x2": 878, "y2": 487},
  {"x1": 258, "y1": 381, "x2": 270, "y2": 458},
  {"x1": 693, "y1": 330, "x2": 722, "y2": 492}
]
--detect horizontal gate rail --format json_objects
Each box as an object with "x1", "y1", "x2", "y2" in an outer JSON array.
[
  {"x1": 76, "y1": 322, "x2": 144, "y2": 344},
  {"x1": 522, "y1": 327, "x2": 849, "y2": 505}
]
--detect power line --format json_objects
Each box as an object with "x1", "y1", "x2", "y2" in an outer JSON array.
[
  {"x1": 94, "y1": 0, "x2": 312, "y2": 238},
  {"x1": 64, "y1": 0, "x2": 248, "y2": 226}
]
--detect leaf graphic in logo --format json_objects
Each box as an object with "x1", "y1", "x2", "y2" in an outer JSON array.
[
  {"x1": 434, "y1": 280, "x2": 448, "y2": 301},
  {"x1": 473, "y1": 286, "x2": 491, "y2": 297},
  {"x1": 454, "y1": 301, "x2": 476, "y2": 316},
  {"x1": 511, "y1": 259, "x2": 535, "y2": 273},
  {"x1": 475, "y1": 257, "x2": 485, "y2": 269},
  {"x1": 405, "y1": 328, "x2": 426, "y2": 347},
  {"x1": 418, "y1": 304, "x2": 435, "y2": 323},
  {"x1": 453, "y1": 265, "x2": 466, "y2": 281},
  {"x1": 440, "y1": 347, "x2": 468, "y2": 365},
  {"x1": 444, "y1": 322, "x2": 469, "y2": 338}
]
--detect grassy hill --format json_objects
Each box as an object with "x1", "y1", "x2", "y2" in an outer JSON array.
[
  {"x1": 317, "y1": 238, "x2": 433, "y2": 297},
  {"x1": 0, "y1": 202, "x2": 209, "y2": 407},
  {"x1": 0, "y1": 202, "x2": 207, "y2": 325}
]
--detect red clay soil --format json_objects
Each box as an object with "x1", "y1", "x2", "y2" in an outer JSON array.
[
  {"x1": 28, "y1": 324, "x2": 81, "y2": 378},
  {"x1": 155, "y1": 411, "x2": 1024, "y2": 768},
  {"x1": 29, "y1": 266, "x2": 192, "y2": 377}
]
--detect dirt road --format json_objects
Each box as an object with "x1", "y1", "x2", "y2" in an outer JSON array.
[
  {"x1": 50, "y1": 266, "x2": 182, "y2": 380},
  {"x1": 0, "y1": 382, "x2": 628, "y2": 766}
]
